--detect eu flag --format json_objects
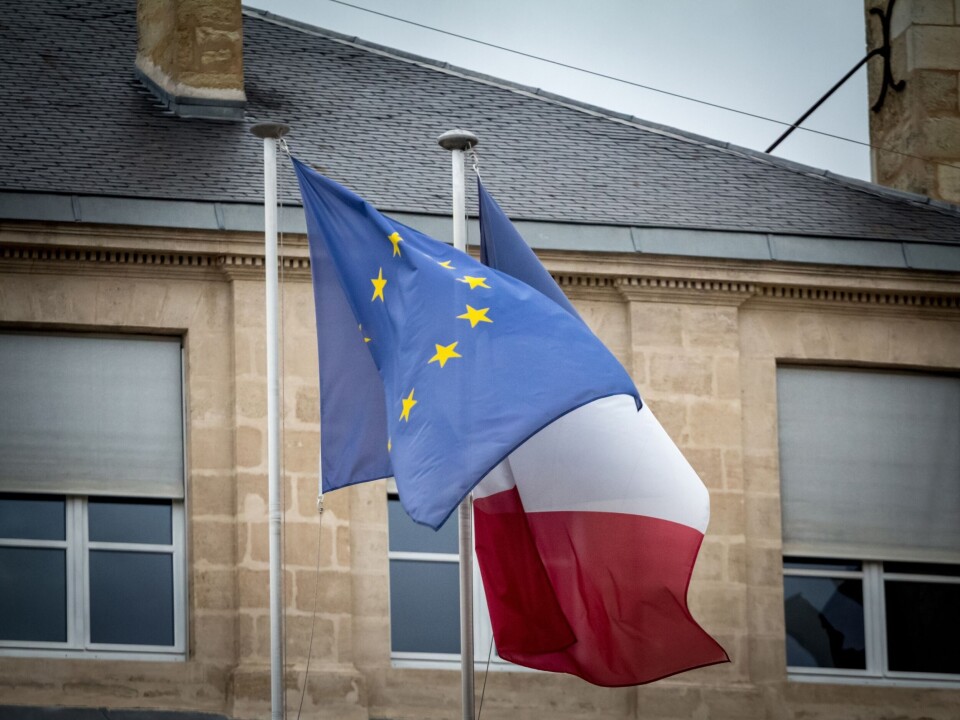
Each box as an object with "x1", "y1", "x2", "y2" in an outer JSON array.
[{"x1": 293, "y1": 157, "x2": 638, "y2": 529}]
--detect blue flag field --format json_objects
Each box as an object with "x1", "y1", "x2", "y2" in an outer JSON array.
[{"x1": 293, "y1": 157, "x2": 638, "y2": 529}]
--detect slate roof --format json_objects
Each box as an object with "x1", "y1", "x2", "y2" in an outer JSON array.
[{"x1": 1, "y1": 0, "x2": 959, "y2": 245}]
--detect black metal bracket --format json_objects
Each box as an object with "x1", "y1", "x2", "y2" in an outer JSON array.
[
  {"x1": 869, "y1": 0, "x2": 906, "y2": 112},
  {"x1": 765, "y1": 0, "x2": 905, "y2": 154}
]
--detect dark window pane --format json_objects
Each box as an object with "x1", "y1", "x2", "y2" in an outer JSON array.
[
  {"x1": 783, "y1": 557, "x2": 861, "y2": 572},
  {"x1": 886, "y1": 580, "x2": 960, "y2": 674},
  {"x1": 388, "y1": 498, "x2": 457, "y2": 554},
  {"x1": 89, "y1": 550, "x2": 174, "y2": 646},
  {"x1": 89, "y1": 498, "x2": 172, "y2": 545},
  {"x1": 0, "y1": 494, "x2": 65, "y2": 541},
  {"x1": 390, "y1": 560, "x2": 460, "y2": 654},
  {"x1": 0, "y1": 547, "x2": 67, "y2": 642},
  {"x1": 784, "y1": 576, "x2": 865, "y2": 669},
  {"x1": 884, "y1": 562, "x2": 960, "y2": 578}
]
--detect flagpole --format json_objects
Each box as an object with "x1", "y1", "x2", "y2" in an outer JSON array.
[
  {"x1": 438, "y1": 128, "x2": 480, "y2": 720},
  {"x1": 251, "y1": 120, "x2": 290, "y2": 720}
]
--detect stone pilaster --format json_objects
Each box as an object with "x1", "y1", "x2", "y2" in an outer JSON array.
[
  {"x1": 866, "y1": 0, "x2": 960, "y2": 203},
  {"x1": 616, "y1": 279, "x2": 753, "y2": 689}
]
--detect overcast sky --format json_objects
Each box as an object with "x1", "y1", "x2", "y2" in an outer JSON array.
[{"x1": 246, "y1": 0, "x2": 873, "y2": 180}]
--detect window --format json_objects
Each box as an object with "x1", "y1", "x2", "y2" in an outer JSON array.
[
  {"x1": 387, "y1": 491, "x2": 504, "y2": 668},
  {"x1": 784, "y1": 558, "x2": 960, "y2": 679},
  {"x1": 777, "y1": 366, "x2": 960, "y2": 685},
  {"x1": 0, "y1": 333, "x2": 186, "y2": 660}
]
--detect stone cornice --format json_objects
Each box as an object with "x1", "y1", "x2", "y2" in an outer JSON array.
[
  {"x1": 218, "y1": 254, "x2": 311, "y2": 281},
  {"x1": 556, "y1": 270, "x2": 960, "y2": 312},
  {"x1": 0, "y1": 244, "x2": 313, "y2": 282},
  {"x1": 1, "y1": 241, "x2": 958, "y2": 311},
  {"x1": 752, "y1": 284, "x2": 959, "y2": 308},
  {"x1": 539, "y1": 249, "x2": 960, "y2": 295},
  {"x1": 0, "y1": 221, "x2": 303, "y2": 255},
  {"x1": 613, "y1": 275, "x2": 756, "y2": 306}
]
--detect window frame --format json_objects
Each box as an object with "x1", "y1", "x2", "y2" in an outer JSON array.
[
  {"x1": 0, "y1": 330, "x2": 190, "y2": 662},
  {"x1": 778, "y1": 364, "x2": 960, "y2": 688},
  {"x1": 784, "y1": 558, "x2": 960, "y2": 688},
  {"x1": 0, "y1": 495, "x2": 187, "y2": 661},
  {"x1": 386, "y1": 488, "x2": 515, "y2": 671}
]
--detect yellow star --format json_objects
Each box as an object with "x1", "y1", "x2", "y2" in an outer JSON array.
[
  {"x1": 399, "y1": 389, "x2": 417, "y2": 422},
  {"x1": 388, "y1": 231, "x2": 403, "y2": 257},
  {"x1": 387, "y1": 437, "x2": 392, "y2": 453},
  {"x1": 358, "y1": 325, "x2": 371, "y2": 343},
  {"x1": 371, "y1": 268, "x2": 386, "y2": 302},
  {"x1": 457, "y1": 305, "x2": 493, "y2": 328},
  {"x1": 438, "y1": 260, "x2": 456, "y2": 270},
  {"x1": 457, "y1": 275, "x2": 490, "y2": 289},
  {"x1": 428, "y1": 341, "x2": 462, "y2": 368}
]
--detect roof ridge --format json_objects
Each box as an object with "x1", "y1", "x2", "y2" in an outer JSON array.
[{"x1": 242, "y1": 6, "x2": 960, "y2": 223}]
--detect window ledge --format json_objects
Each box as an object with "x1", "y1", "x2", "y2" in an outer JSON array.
[
  {"x1": 0, "y1": 647, "x2": 185, "y2": 662},
  {"x1": 391, "y1": 653, "x2": 526, "y2": 673},
  {"x1": 788, "y1": 670, "x2": 960, "y2": 690}
]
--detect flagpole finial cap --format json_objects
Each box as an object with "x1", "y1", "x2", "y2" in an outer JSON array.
[
  {"x1": 250, "y1": 121, "x2": 290, "y2": 139},
  {"x1": 437, "y1": 129, "x2": 479, "y2": 151}
]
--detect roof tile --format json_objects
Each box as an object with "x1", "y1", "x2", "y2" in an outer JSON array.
[{"x1": 0, "y1": 1, "x2": 958, "y2": 245}]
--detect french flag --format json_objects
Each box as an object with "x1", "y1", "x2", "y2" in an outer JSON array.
[{"x1": 474, "y1": 182, "x2": 728, "y2": 686}]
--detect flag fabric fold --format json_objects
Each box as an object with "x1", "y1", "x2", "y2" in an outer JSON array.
[
  {"x1": 306, "y1": 164, "x2": 393, "y2": 493},
  {"x1": 474, "y1": 180, "x2": 729, "y2": 685},
  {"x1": 295, "y1": 155, "x2": 726, "y2": 685},
  {"x1": 293, "y1": 157, "x2": 638, "y2": 529}
]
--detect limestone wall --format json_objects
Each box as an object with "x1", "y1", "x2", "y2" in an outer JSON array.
[
  {"x1": 136, "y1": 0, "x2": 246, "y2": 101},
  {"x1": 0, "y1": 223, "x2": 958, "y2": 719},
  {"x1": 0, "y1": 262, "x2": 239, "y2": 712}
]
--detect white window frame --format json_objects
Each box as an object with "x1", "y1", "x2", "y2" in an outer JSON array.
[
  {"x1": 784, "y1": 558, "x2": 960, "y2": 688},
  {"x1": 0, "y1": 496, "x2": 187, "y2": 661},
  {"x1": 386, "y1": 487, "x2": 518, "y2": 671}
]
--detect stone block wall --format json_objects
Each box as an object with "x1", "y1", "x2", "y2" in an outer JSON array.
[
  {"x1": 226, "y1": 268, "x2": 367, "y2": 720},
  {"x1": 0, "y1": 263, "x2": 238, "y2": 713},
  {"x1": 866, "y1": 0, "x2": 960, "y2": 203},
  {"x1": 1, "y1": 228, "x2": 958, "y2": 719},
  {"x1": 136, "y1": 0, "x2": 245, "y2": 101}
]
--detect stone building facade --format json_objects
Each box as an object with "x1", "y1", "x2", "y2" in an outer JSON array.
[
  {"x1": 2, "y1": 210, "x2": 958, "y2": 720},
  {"x1": 1, "y1": 2, "x2": 958, "y2": 719}
]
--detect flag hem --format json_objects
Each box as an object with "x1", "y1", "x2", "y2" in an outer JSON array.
[{"x1": 320, "y1": 471, "x2": 394, "y2": 495}]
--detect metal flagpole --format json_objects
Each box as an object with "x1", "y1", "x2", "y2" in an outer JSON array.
[
  {"x1": 251, "y1": 120, "x2": 291, "y2": 720},
  {"x1": 438, "y1": 128, "x2": 480, "y2": 720}
]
